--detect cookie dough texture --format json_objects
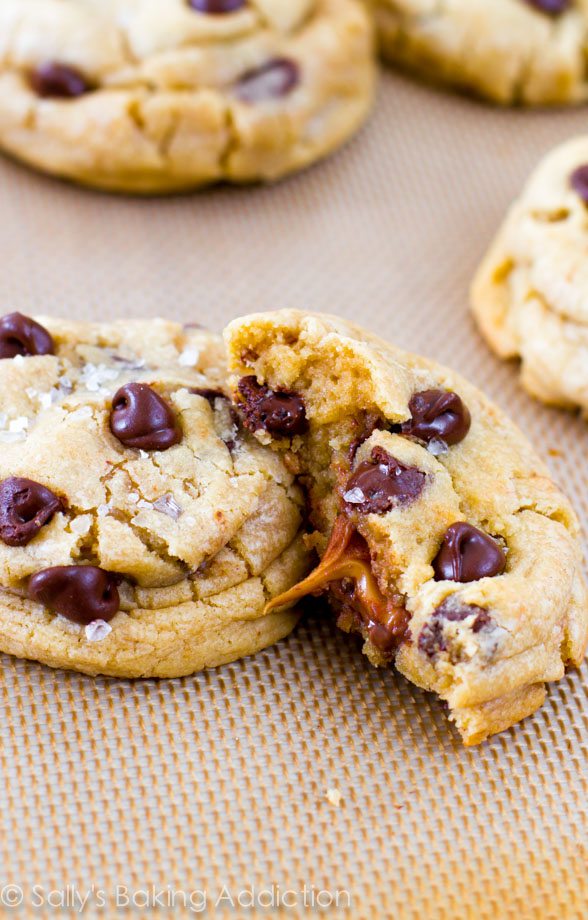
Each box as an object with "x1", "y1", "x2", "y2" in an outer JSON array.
[
  {"x1": 0, "y1": 0, "x2": 375, "y2": 192},
  {"x1": 372, "y1": 0, "x2": 588, "y2": 105},
  {"x1": 472, "y1": 137, "x2": 588, "y2": 415},
  {"x1": 0, "y1": 318, "x2": 309, "y2": 677},
  {"x1": 225, "y1": 310, "x2": 588, "y2": 744}
]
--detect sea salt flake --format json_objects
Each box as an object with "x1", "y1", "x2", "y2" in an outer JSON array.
[
  {"x1": 127, "y1": 492, "x2": 140, "y2": 504},
  {"x1": 13, "y1": 354, "x2": 24, "y2": 366},
  {"x1": 0, "y1": 413, "x2": 7, "y2": 429},
  {"x1": 9, "y1": 417, "x2": 29, "y2": 433},
  {"x1": 85, "y1": 619, "x2": 112, "y2": 642},
  {"x1": 38, "y1": 392, "x2": 53, "y2": 409},
  {"x1": 178, "y1": 346, "x2": 200, "y2": 367},
  {"x1": 326, "y1": 788, "x2": 342, "y2": 807},
  {"x1": 80, "y1": 363, "x2": 120, "y2": 393},
  {"x1": 427, "y1": 437, "x2": 449, "y2": 457},
  {"x1": 97, "y1": 504, "x2": 111, "y2": 518},
  {"x1": 343, "y1": 487, "x2": 366, "y2": 504},
  {"x1": 153, "y1": 493, "x2": 183, "y2": 520},
  {"x1": 0, "y1": 430, "x2": 26, "y2": 443},
  {"x1": 138, "y1": 450, "x2": 149, "y2": 460},
  {"x1": 25, "y1": 387, "x2": 37, "y2": 399},
  {"x1": 137, "y1": 500, "x2": 152, "y2": 510}
]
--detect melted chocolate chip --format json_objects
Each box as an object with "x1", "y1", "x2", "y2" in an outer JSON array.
[
  {"x1": 189, "y1": 0, "x2": 245, "y2": 10},
  {"x1": 236, "y1": 58, "x2": 299, "y2": 103},
  {"x1": 110, "y1": 383, "x2": 182, "y2": 451},
  {"x1": 30, "y1": 62, "x2": 92, "y2": 98},
  {"x1": 237, "y1": 376, "x2": 307, "y2": 436},
  {"x1": 0, "y1": 477, "x2": 64, "y2": 547},
  {"x1": 433, "y1": 522, "x2": 506, "y2": 583},
  {"x1": 344, "y1": 447, "x2": 426, "y2": 514},
  {"x1": 0, "y1": 312, "x2": 54, "y2": 359},
  {"x1": 191, "y1": 387, "x2": 228, "y2": 404},
  {"x1": 418, "y1": 599, "x2": 492, "y2": 658},
  {"x1": 400, "y1": 389, "x2": 471, "y2": 447},
  {"x1": 523, "y1": 0, "x2": 571, "y2": 14},
  {"x1": 28, "y1": 566, "x2": 120, "y2": 625},
  {"x1": 570, "y1": 164, "x2": 588, "y2": 204}
]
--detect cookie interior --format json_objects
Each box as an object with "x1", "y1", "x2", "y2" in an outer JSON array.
[{"x1": 225, "y1": 309, "x2": 588, "y2": 744}]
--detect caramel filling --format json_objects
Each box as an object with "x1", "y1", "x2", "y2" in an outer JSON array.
[{"x1": 266, "y1": 515, "x2": 409, "y2": 654}]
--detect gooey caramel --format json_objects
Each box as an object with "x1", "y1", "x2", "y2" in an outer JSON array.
[{"x1": 266, "y1": 515, "x2": 409, "y2": 655}]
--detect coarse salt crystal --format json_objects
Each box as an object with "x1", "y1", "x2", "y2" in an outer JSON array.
[
  {"x1": 85, "y1": 620, "x2": 112, "y2": 642},
  {"x1": 427, "y1": 437, "x2": 449, "y2": 457},
  {"x1": 96, "y1": 504, "x2": 111, "y2": 518},
  {"x1": 178, "y1": 346, "x2": 199, "y2": 367},
  {"x1": 9, "y1": 417, "x2": 29, "y2": 433},
  {"x1": 343, "y1": 487, "x2": 366, "y2": 504},
  {"x1": 153, "y1": 493, "x2": 183, "y2": 520},
  {"x1": 70, "y1": 406, "x2": 93, "y2": 421},
  {"x1": 70, "y1": 516, "x2": 92, "y2": 535}
]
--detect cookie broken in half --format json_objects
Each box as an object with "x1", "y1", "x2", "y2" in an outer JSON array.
[{"x1": 225, "y1": 309, "x2": 588, "y2": 745}]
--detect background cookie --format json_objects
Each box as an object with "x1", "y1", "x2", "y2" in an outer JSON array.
[
  {"x1": 225, "y1": 310, "x2": 588, "y2": 745},
  {"x1": 0, "y1": 0, "x2": 374, "y2": 193},
  {"x1": 0, "y1": 315, "x2": 309, "y2": 677},
  {"x1": 372, "y1": 0, "x2": 588, "y2": 106},
  {"x1": 472, "y1": 136, "x2": 588, "y2": 416}
]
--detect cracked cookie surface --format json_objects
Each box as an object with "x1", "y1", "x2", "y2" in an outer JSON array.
[
  {"x1": 372, "y1": 0, "x2": 588, "y2": 105},
  {"x1": 225, "y1": 310, "x2": 588, "y2": 745},
  {"x1": 0, "y1": 316, "x2": 309, "y2": 677},
  {"x1": 0, "y1": 0, "x2": 374, "y2": 192},
  {"x1": 472, "y1": 136, "x2": 588, "y2": 416}
]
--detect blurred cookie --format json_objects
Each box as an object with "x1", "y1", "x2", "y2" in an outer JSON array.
[
  {"x1": 373, "y1": 0, "x2": 587, "y2": 105},
  {"x1": 0, "y1": 0, "x2": 374, "y2": 192},
  {"x1": 226, "y1": 309, "x2": 588, "y2": 745},
  {"x1": 0, "y1": 315, "x2": 308, "y2": 676},
  {"x1": 472, "y1": 137, "x2": 588, "y2": 415}
]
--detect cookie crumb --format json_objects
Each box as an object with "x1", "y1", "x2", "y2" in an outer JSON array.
[{"x1": 326, "y1": 788, "x2": 342, "y2": 807}]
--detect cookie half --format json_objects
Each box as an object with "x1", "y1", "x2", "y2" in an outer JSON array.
[
  {"x1": 225, "y1": 309, "x2": 588, "y2": 745},
  {"x1": 472, "y1": 136, "x2": 588, "y2": 416},
  {"x1": 0, "y1": 0, "x2": 374, "y2": 193},
  {"x1": 373, "y1": 0, "x2": 588, "y2": 106},
  {"x1": 0, "y1": 315, "x2": 309, "y2": 677}
]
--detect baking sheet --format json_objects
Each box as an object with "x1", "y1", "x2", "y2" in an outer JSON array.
[{"x1": 0, "y1": 69, "x2": 586, "y2": 920}]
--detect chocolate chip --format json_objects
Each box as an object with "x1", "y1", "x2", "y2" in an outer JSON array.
[
  {"x1": 236, "y1": 58, "x2": 299, "y2": 103},
  {"x1": 523, "y1": 0, "x2": 571, "y2": 15},
  {"x1": 418, "y1": 599, "x2": 492, "y2": 658},
  {"x1": 344, "y1": 447, "x2": 426, "y2": 514},
  {"x1": 110, "y1": 383, "x2": 182, "y2": 451},
  {"x1": 0, "y1": 477, "x2": 64, "y2": 547},
  {"x1": 570, "y1": 164, "x2": 588, "y2": 204},
  {"x1": 30, "y1": 62, "x2": 92, "y2": 98},
  {"x1": 400, "y1": 389, "x2": 471, "y2": 447},
  {"x1": 0, "y1": 312, "x2": 54, "y2": 359},
  {"x1": 188, "y1": 0, "x2": 246, "y2": 10},
  {"x1": 237, "y1": 376, "x2": 307, "y2": 436},
  {"x1": 28, "y1": 566, "x2": 120, "y2": 625},
  {"x1": 433, "y1": 522, "x2": 506, "y2": 583}
]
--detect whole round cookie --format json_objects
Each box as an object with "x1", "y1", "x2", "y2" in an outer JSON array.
[
  {"x1": 0, "y1": 314, "x2": 309, "y2": 677},
  {"x1": 225, "y1": 310, "x2": 588, "y2": 745},
  {"x1": 472, "y1": 137, "x2": 588, "y2": 415},
  {"x1": 373, "y1": 0, "x2": 588, "y2": 105},
  {"x1": 0, "y1": 0, "x2": 374, "y2": 193}
]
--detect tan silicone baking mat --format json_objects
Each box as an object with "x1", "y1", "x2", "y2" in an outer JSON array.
[{"x1": 0, "y1": 69, "x2": 587, "y2": 920}]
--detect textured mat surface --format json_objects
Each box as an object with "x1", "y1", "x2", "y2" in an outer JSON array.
[{"x1": 0, "y1": 70, "x2": 586, "y2": 920}]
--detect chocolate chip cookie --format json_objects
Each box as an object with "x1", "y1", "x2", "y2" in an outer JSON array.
[
  {"x1": 0, "y1": 315, "x2": 309, "y2": 677},
  {"x1": 472, "y1": 137, "x2": 588, "y2": 416},
  {"x1": 225, "y1": 310, "x2": 588, "y2": 745},
  {"x1": 373, "y1": 0, "x2": 588, "y2": 105},
  {"x1": 0, "y1": 0, "x2": 374, "y2": 192}
]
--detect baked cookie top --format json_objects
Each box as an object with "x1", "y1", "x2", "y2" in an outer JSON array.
[
  {"x1": 0, "y1": 0, "x2": 374, "y2": 191},
  {"x1": 0, "y1": 315, "x2": 308, "y2": 677},
  {"x1": 374, "y1": 0, "x2": 588, "y2": 105},
  {"x1": 472, "y1": 136, "x2": 588, "y2": 416},
  {"x1": 225, "y1": 309, "x2": 588, "y2": 745}
]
